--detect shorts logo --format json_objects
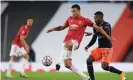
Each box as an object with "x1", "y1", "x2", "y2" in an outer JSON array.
[{"x1": 104, "y1": 51, "x2": 110, "y2": 58}]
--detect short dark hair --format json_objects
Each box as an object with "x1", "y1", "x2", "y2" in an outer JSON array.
[
  {"x1": 27, "y1": 16, "x2": 33, "y2": 20},
  {"x1": 94, "y1": 11, "x2": 104, "y2": 16},
  {"x1": 71, "y1": 4, "x2": 80, "y2": 10},
  {"x1": 24, "y1": 16, "x2": 33, "y2": 24}
]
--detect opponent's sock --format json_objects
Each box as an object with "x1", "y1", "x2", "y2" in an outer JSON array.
[
  {"x1": 21, "y1": 58, "x2": 28, "y2": 74},
  {"x1": 108, "y1": 66, "x2": 122, "y2": 75},
  {"x1": 87, "y1": 61, "x2": 95, "y2": 80},
  {"x1": 120, "y1": 72, "x2": 127, "y2": 80},
  {"x1": 70, "y1": 65, "x2": 88, "y2": 78}
]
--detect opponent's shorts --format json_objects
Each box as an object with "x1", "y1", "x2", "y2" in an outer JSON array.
[
  {"x1": 59, "y1": 40, "x2": 79, "y2": 61},
  {"x1": 9, "y1": 44, "x2": 27, "y2": 57},
  {"x1": 91, "y1": 48, "x2": 113, "y2": 63}
]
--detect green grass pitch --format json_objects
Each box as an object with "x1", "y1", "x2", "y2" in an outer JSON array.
[{"x1": 1, "y1": 72, "x2": 133, "y2": 80}]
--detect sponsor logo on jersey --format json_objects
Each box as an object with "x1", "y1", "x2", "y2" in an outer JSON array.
[{"x1": 70, "y1": 24, "x2": 79, "y2": 29}]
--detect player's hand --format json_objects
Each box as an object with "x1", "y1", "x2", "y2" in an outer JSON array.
[
  {"x1": 84, "y1": 46, "x2": 89, "y2": 52},
  {"x1": 84, "y1": 32, "x2": 93, "y2": 36},
  {"x1": 107, "y1": 36, "x2": 116, "y2": 41},
  {"x1": 47, "y1": 28, "x2": 54, "y2": 33}
]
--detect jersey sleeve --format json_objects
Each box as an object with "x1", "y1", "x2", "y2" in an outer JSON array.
[
  {"x1": 85, "y1": 18, "x2": 94, "y2": 27},
  {"x1": 64, "y1": 17, "x2": 70, "y2": 26},
  {"x1": 104, "y1": 24, "x2": 111, "y2": 36},
  {"x1": 19, "y1": 27, "x2": 25, "y2": 36}
]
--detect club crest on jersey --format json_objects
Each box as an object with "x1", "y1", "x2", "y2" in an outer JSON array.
[
  {"x1": 70, "y1": 20, "x2": 73, "y2": 23},
  {"x1": 22, "y1": 31, "x2": 25, "y2": 34},
  {"x1": 78, "y1": 20, "x2": 83, "y2": 25},
  {"x1": 70, "y1": 24, "x2": 78, "y2": 29}
]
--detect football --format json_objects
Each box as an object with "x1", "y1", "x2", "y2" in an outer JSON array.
[{"x1": 42, "y1": 56, "x2": 52, "y2": 66}]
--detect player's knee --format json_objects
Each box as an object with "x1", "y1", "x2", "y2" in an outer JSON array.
[
  {"x1": 65, "y1": 63, "x2": 72, "y2": 69},
  {"x1": 68, "y1": 46, "x2": 73, "y2": 51},
  {"x1": 10, "y1": 56, "x2": 17, "y2": 61},
  {"x1": 101, "y1": 63, "x2": 109, "y2": 71},
  {"x1": 65, "y1": 61, "x2": 72, "y2": 69},
  {"x1": 86, "y1": 56, "x2": 95, "y2": 63},
  {"x1": 64, "y1": 59, "x2": 72, "y2": 69},
  {"x1": 65, "y1": 41, "x2": 73, "y2": 51},
  {"x1": 66, "y1": 45, "x2": 73, "y2": 51},
  {"x1": 86, "y1": 59, "x2": 92, "y2": 65}
]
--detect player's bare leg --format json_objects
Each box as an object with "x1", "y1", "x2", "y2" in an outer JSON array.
[
  {"x1": 101, "y1": 62, "x2": 127, "y2": 80},
  {"x1": 6, "y1": 56, "x2": 17, "y2": 78},
  {"x1": 63, "y1": 41, "x2": 90, "y2": 80},
  {"x1": 56, "y1": 41, "x2": 73, "y2": 71},
  {"x1": 20, "y1": 54, "x2": 29, "y2": 78},
  {"x1": 64, "y1": 59, "x2": 90, "y2": 80}
]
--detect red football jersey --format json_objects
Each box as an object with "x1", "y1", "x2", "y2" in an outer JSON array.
[
  {"x1": 12, "y1": 24, "x2": 30, "y2": 48},
  {"x1": 64, "y1": 16, "x2": 93, "y2": 45}
]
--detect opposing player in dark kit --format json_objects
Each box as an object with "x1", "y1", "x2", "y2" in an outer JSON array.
[{"x1": 85, "y1": 11, "x2": 127, "y2": 80}]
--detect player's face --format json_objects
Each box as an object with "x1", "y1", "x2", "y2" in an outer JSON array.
[
  {"x1": 94, "y1": 15, "x2": 102, "y2": 25},
  {"x1": 71, "y1": 8, "x2": 80, "y2": 17},
  {"x1": 27, "y1": 19, "x2": 33, "y2": 27}
]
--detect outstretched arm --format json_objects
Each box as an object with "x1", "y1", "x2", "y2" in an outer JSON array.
[
  {"x1": 92, "y1": 24, "x2": 115, "y2": 41},
  {"x1": 47, "y1": 24, "x2": 68, "y2": 33},
  {"x1": 85, "y1": 18, "x2": 115, "y2": 41},
  {"x1": 47, "y1": 17, "x2": 70, "y2": 33}
]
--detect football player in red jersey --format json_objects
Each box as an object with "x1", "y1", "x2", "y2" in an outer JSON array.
[
  {"x1": 6, "y1": 17, "x2": 33, "y2": 78},
  {"x1": 47, "y1": 4, "x2": 114, "y2": 80}
]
